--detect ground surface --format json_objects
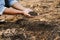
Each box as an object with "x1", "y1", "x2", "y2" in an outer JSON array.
[{"x1": 0, "y1": 0, "x2": 60, "y2": 40}]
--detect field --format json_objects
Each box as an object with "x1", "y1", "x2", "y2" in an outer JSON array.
[{"x1": 0, "y1": 0, "x2": 60, "y2": 40}]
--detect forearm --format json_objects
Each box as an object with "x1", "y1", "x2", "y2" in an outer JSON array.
[
  {"x1": 12, "y1": 2, "x2": 26, "y2": 11},
  {"x1": 3, "y1": 7, "x2": 23, "y2": 15}
]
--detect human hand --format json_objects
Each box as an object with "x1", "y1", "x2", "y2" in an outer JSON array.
[{"x1": 23, "y1": 8, "x2": 34, "y2": 17}]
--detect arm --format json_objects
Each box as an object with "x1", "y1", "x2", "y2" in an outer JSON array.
[
  {"x1": 8, "y1": 0, "x2": 26, "y2": 11},
  {"x1": 12, "y1": 2, "x2": 26, "y2": 11},
  {"x1": 6, "y1": 0, "x2": 34, "y2": 17},
  {"x1": 3, "y1": 7, "x2": 34, "y2": 17},
  {"x1": 12, "y1": 2, "x2": 34, "y2": 17},
  {"x1": 12, "y1": 2, "x2": 33, "y2": 12},
  {"x1": 3, "y1": 7, "x2": 24, "y2": 15}
]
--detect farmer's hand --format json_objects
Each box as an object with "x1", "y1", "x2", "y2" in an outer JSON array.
[{"x1": 23, "y1": 8, "x2": 34, "y2": 17}]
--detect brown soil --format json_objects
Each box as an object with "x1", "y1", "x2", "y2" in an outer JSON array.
[{"x1": 0, "y1": 0, "x2": 60, "y2": 40}]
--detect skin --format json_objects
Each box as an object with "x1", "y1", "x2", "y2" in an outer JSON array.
[{"x1": 3, "y1": 2, "x2": 34, "y2": 17}]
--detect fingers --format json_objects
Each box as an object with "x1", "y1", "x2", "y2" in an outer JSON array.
[
  {"x1": 26, "y1": 15, "x2": 34, "y2": 18},
  {"x1": 23, "y1": 13, "x2": 34, "y2": 18},
  {"x1": 21, "y1": 8, "x2": 34, "y2": 18}
]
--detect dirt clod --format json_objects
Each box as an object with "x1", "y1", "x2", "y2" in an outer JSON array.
[{"x1": 28, "y1": 11, "x2": 38, "y2": 16}]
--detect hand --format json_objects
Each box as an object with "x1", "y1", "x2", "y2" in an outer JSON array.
[
  {"x1": 23, "y1": 8, "x2": 34, "y2": 17},
  {"x1": 24, "y1": 8, "x2": 33, "y2": 12}
]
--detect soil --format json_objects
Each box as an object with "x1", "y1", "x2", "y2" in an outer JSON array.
[{"x1": 0, "y1": 0, "x2": 60, "y2": 40}]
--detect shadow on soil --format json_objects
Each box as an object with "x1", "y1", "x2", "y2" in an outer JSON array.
[{"x1": 0, "y1": 19, "x2": 60, "y2": 40}]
